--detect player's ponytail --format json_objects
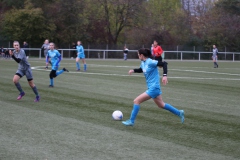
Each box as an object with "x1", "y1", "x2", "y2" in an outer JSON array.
[{"x1": 138, "y1": 48, "x2": 152, "y2": 58}]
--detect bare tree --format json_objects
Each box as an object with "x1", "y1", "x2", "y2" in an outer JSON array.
[{"x1": 96, "y1": 0, "x2": 143, "y2": 44}]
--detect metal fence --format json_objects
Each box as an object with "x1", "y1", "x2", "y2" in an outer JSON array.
[{"x1": 5, "y1": 48, "x2": 240, "y2": 61}]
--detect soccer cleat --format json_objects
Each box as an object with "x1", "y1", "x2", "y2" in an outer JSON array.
[
  {"x1": 45, "y1": 66, "x2": 48, "y2": 69},
  {"x1": 34, "y1": 96, "x2": 40, "y2": 102},
  {"x1": 17, "y1": 92, "x2": 25, "y2": 100},
  {"x1": 179, "y1": 110, "x2": 185, "y2": 124},
  {"x1": 76, "y1": 69, "x2": 80, "y2": 71},
  {"x1": 63, "y1": 68, "x2": 69, "y2": 72},
  {"x1": 49, "y1": 85, "x2": 54, "y2": 88},
  {"x1": 122, "y1": 119, "x2": 134, "y2": 126}
]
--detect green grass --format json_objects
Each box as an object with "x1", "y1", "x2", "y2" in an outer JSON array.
[{"x1": 0, "y1": 59, "x2": 240, "y2": 160}]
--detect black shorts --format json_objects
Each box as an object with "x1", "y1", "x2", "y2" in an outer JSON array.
[{"x1": 154, "y1": 56, "x2": 162, "y2": 62}]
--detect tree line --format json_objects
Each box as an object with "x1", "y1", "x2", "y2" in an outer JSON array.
[{"x1": 0, "y1": 0, "x2": 239, "y2": 51}]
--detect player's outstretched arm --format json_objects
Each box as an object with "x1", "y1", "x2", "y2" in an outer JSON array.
[
  {"x1": 129, "y1": 68, "x2": 143, "y2": 75},
  {"x1": 9, "y1": 50, "x2": 21, "y2": 63},
  {"x1": 129, "y1": 69, "x2": 134, "y2": 75}
]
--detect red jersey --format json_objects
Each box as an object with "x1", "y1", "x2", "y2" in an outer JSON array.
[{"x1": 152, "y1": 45, "x2": 163, "y2": 57}]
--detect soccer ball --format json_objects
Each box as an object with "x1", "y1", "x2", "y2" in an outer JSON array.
[{"x1": 112, "y1": 110, "x2": 123, "y2": 120}]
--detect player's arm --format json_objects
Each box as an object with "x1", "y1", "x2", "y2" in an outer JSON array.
[
  {"x1": 157, "y1": 61, "x2": 168, "y2": 85},
  {"x1": 129, "y1": 68, "x2": 143, "y2": 75},
  {"x1": 9, "y1": 50, "x2": 21, "y2": 63},
  {"x1": 157, "y1": 61, "x2": 167, "y2": 76},
  {"x1": 45, "y1": 53, "x2": 50, "y2": 63},
  {"x1": 55, "y1": 53, "x2": 62, "y2": 66}
]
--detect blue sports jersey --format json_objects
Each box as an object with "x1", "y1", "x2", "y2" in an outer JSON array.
[
  {"x1": 46, "y1": 49, "x2": 62, "y2": 70},
  {"x1": 140, "y1": 58, "x2": 160, "y2": 89},
  {"x1": 76, "y1": 45, "x2": 84, "y2": 56}
]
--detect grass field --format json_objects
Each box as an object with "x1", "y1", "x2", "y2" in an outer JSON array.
[{"x1": 0, "y1": 58, "x2": 240, "y2": 160}]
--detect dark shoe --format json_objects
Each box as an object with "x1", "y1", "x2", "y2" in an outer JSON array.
[
  {"x1": 63, "y1": 68, "x2": 69, "y2": 72},
  {"x1": 17, "y1": 92, "x2": 25, "y2": 100},
  {"x1": 34, "y1": 96, "x2": 40, "y2": 102},
  {"x1": 49, "y1": 85, "x2": 54, "y2": 88}
]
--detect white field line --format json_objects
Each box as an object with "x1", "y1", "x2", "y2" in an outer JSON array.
[
  {"x1": 31, "y1": 66, "x2": 240, "y2": 81},
  {"x1": 170, "y1": 69, "x2": 240, "y2": 76}
]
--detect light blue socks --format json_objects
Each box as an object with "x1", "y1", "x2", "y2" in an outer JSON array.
[
  {"x1": 130, "y1": 104, "x2": 140, "y2": 123},
  {"x1": 76, "y1": 62, "x2": 80, "y2": 70},
  {"x1": 56, "y1": 70, "x2": 64, "y2": 76},
  {"x1": 50, "y1": 78, "x2": 53, "y2": 86},
  {"x1": 164, "y1": 103, "x2": 180, "y2": 116}
]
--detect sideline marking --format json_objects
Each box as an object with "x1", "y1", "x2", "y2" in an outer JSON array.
[{"x1": 31, "y1": 66, "x2": 240, "y2": 80}]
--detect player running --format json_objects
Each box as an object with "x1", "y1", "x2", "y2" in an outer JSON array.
[
  {"x1": 152, "y1": 40, "x2": 164, "y2": 62},
  {"x1": 9, "y1": 41, "x2": 40, "y2": 102},
  {"x1": 76, "y1": 41, "x2": 87, "y2": 71},
  {"x1": 122, "y1": 48, "x2": 184, "y2": 126},
  {"x1": 46, "y1": 42, "x2": 69, "y2": 87}
]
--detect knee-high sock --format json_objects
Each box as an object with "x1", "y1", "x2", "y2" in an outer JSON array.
[
  {"x1": 130, "y1": 104, "x2": 140, "y2": 123},
  {"x1": 84, "y1": 64, "x2": 87, "y2": 71},
  {"x1": 32, "y1": 86, "x2": 39, "y2": 96},
  {"x1": 50, "y1": 78, "x2": 53, "y2": 86},
  {"x1": 15, "y1": 82, "x2": 23, "y2": 93},
  {"x1": 76, "y1": 62, "x2": 80, "y2": 70},
  {"x1": 56, "y1": 70, "x2": 64, "y2": 76},
  {"x1": 163, "y1": 103, "x2": 180, "y2": 116}
]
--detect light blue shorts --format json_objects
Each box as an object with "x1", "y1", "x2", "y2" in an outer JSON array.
[
  {"x1": 78, "y1": 54, "x2": 85, "y2": 59},
  {"x1": 146, "y1": 88, "x2": 162, "y2": 98}
]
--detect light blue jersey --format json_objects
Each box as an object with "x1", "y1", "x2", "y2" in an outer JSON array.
[
  {"x1": 140, "y1": 58, "x2": 160, "y2": 89},
  {"x1": 46, "y1": 49, "x2": 62, "y2": 70},
  {"x1": 76, "y1": 45, "x2": 85, "y2": 59}
]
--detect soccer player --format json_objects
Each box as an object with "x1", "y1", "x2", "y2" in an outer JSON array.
[
  {"x1": 212, "y1": 45, "x2": 219, "y2": 68},
  {"x1": 76, "y1": 41, "x2": 87, "y2": 71},
  {"x1": 122, "y1": 48, "x2": 184, "y2": 126},
  {"x1": 46, "y1": 42, "x2": 69, "y2": 87},
  {"x1": 9, "y1": 41, "x2": 40, "y2": 102},
  {"x1": 42, "y1": 39, "x2": 51, "y2": 69},
  {"x1": 152, "y1": 40, "x2": 164, "y2": 62},
  {"x1": 123, "y1": 46, "x2": 128, "y2": 60}
]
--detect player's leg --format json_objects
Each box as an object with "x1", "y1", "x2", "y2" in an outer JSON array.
[
  {"x1": 81, "y1": 57, "x2": 87, "y2": 71},
  {"x1": 49, "y1": 70, "x2": 56, "y2": 87},
  {"x1": 76, "y1": 56, "x2": 80, "y2": 71},
  {"x1": 213, "y1": 56, "x2": 217, "y2": 68},
  {"x1": 26, "y1": 68, "x2": 40, "y2": 102},
  {"x1": 122, "y1": 92, "x2": 151, "y2": 126},
  {"x1": 215, "y1": 57, "x2": 218, "y2": 68},
  {"x1": 56, "y1": 66, "x2": 69, "y2": 76},
  {"x1": 153, "y1": 95, "x2": 184, "y2": 123},
  {"x1": 13, "y1": 72, "x2": 25, "y2": 100},
  {"x1": 45, "y1": 52, "x2": 49, "y2": 69}
]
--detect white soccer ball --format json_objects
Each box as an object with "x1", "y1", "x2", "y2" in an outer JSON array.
[{"x1": 112, "y1": 110, "x2": 123, "y2": 120}]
